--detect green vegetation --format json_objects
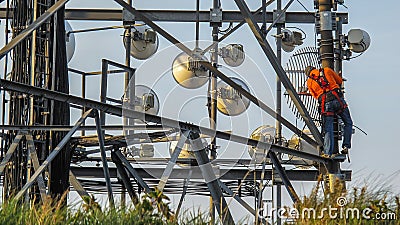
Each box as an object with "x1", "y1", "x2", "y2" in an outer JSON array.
[
  {"x1": 290, "y1": 177, "x2": 400, "y2": 225},
  {"x1": 0, "y1": 189, "x2": 228, "y2": 225},
  {"x1": 0, "y1": 179, "x2": 398, "y2": 224}
]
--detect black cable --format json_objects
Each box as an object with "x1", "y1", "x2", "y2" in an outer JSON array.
[
  {"x1": 286, "y1": 26, "x2": 307, "y2": 40},
  {"x1": 353, "y1": 124, "x2": 367, "y2": 136},
  {"x1": 347, "y1": 52, "x2": 364, "y2": 60},
  {"x1": 218, "y1": 22, "x2": 233, "y2": 34}
]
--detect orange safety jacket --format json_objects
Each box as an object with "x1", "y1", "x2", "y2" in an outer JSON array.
[
  {"x1": 307, "y1": 67, "x2": 346, "y2": 116},
  {"x1": 306, "y1": 67, "x2": 342, "y2": 100}
]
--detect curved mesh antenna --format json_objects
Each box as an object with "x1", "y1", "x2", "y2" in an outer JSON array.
[{"x1": 284, "y1": 47, "x2": 322, "y2": 127}]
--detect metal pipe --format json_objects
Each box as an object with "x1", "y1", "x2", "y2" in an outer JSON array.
[
  {"x1": 176, "y1": 170, "x2": 192, "y2": 216},
  {"x1": 81, "y1": 74, "x2": 86, "y2": 136},
  {"x1": 0, "y1": 133, "x2": 23, "y2": 175},
  {"x1": 66, "y1": 25, "x2": 124, "y2": 36},
  {"x1": 195, "y1": 0, "x2": 200, "y2": 48},
  {"x1": 29, "y1": 0, "x2": 38, "y2": 127},
  {"x1": 1, "y1": 0, "x2": 11, "y2": 160},
  {"x1": 275, "y1": 0, "x2": 283, "y2": 223},
  {"x1": 0, "y1": 124, "x2": 166, "y2": 131},
  {"x1": 318, "y1": 0, "x2": 334, "y2": 69},
  {"x1": 69, "y1": 171, "x2": 90, "y2": 198},
  {"x1": 209, "y1": 1, "x2": 220, "y2": 222},
  {"x1": 101, "y1": 60, "x2": 109, "y2": 126}
]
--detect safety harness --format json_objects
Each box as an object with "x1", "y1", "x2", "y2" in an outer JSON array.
[{"x1": 309, "y1": 68, "x2": 347, "y2": 116}]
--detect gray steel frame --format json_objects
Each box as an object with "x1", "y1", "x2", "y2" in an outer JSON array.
[
  {"x1": 0, "y1": 9, "x2": 349, "y2": 23},
  {"x1": 0, "y1": 78, "x2": 338, "y2": 165},
  {"x1": 71, "y1": 166, "x2": 352, "y2": 182},
  {"x1": 114, "y1": 0, "x2": 320, "y2": 148},
  {"x1": 0, "y1": 1, "x2": 354, "y2": 223}
]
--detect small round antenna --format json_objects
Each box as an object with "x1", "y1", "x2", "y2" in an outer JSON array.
[
  {"x1": 123, "y1": 24, "x2": 159, "y2": 60},
  {"x1": 172, "y1": 48, "x2": 209, "y2": 89},
  {"x1": 287, "y1": 130, "x2": 318, "y2": 169},
  {"x1": 220, "y1": 44, "x2": 245, "y2": 67},
  {"x1": 277, "y1": 29, "x2": 304, "y2": 53},
  {"x1": 65, "y1": 21, "x2": 75, "y2": 63},
  {"x1": 132, "y1": 85, "x2": 160, "y2": 115},
  {"x1": 216, "y1": 77, "x2": 250, "y2": 116},
  {"x1": 347, "y1": 29, "x2": 370, "y2": 53},
  {"x1": 248, "y1": 125, "x2": 275, "y2": 163}
]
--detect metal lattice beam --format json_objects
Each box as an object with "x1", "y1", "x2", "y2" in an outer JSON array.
[
  {"x1": 0, "y1": 78, "x2": 335, "y2": 164},
  {"x1": 0, "y1": 9, "x2": 349, "y2": 23}
]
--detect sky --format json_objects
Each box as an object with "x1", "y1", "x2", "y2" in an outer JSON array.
[{"x1": 1, "y1": 0, "x2": 400, "y2": 223}]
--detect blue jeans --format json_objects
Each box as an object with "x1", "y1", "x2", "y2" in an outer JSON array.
[{"x1": 323, "y1": 98, "x2": 353, "y2": 155}]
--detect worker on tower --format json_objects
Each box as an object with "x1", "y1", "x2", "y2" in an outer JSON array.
[{"x1": 304, "y1": 66, "x2": 353, "y2": 157}]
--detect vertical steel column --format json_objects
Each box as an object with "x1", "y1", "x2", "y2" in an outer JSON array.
[
  {"x1": 125, "y1": 0, "x2": 132, "y2": 89},
  {"x1": 334, "y1": 17, "x2": 343, "y2": 85},
  {"x1": 81, "y1": 73, "x2": 86, "y2": 136},
  {"x1": 100, "y1": 59, "x2": 108, "y2": 126},
  {"x1": 318, "y1": 0, "x2": 334, "y2": 69},
  {"x1": 275, "y1": 1, "x2": 283, "y2": 224},
  {"x1": 29, "y1": 0, "x2": 38, "y2": 127},
  {"x1": 124, "y1": 0, "x2": 135, "y2": 150},
  {"x1": 209, "y1": 0, "x2": 220, "y2": 223},
  {"x1": 122, "y1": 1, "x2": 135, "y2": 206},
  {"x1": 27, "y1": 0, "x2": 38, "y2": 201},
  {"x1": 318, "y1": 0, "x2": 338, "y2": 152}
]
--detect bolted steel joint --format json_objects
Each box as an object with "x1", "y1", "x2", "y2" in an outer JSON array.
[
  {"x1": 209, "y1": 8, "x2": 222, "y2": 26},
  {"x1": 273, "y1": 10, "x2": 286, "y2": 25},
  {"x1": 122, "y1": 8, "x2": 135, "y2": 25},
  {"x1": 315, "y1": 11, "x2": 337, "y2": 33}
]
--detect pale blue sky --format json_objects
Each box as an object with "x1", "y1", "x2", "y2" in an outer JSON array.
[{"x1": 1, "y1": 0, "x2": 399, "y2": 222}]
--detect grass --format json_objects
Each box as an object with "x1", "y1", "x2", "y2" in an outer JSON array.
[
  {"x1": 0, "y1": 189, "x2": 242, "y2": 225},
  {"x1": 288, "y1": 176, "x2": 400, "y2": 225},
  {"x1": 0, "y1": 178, "x2": 398, "y2": 224}
]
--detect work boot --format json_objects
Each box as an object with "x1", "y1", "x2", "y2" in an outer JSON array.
[
  {"x1": 341, "y1": 147, "x2": 349, "y2": 154},
  {"x1": 320, "y1": 153, "x2": 331, "y2": 158}
]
